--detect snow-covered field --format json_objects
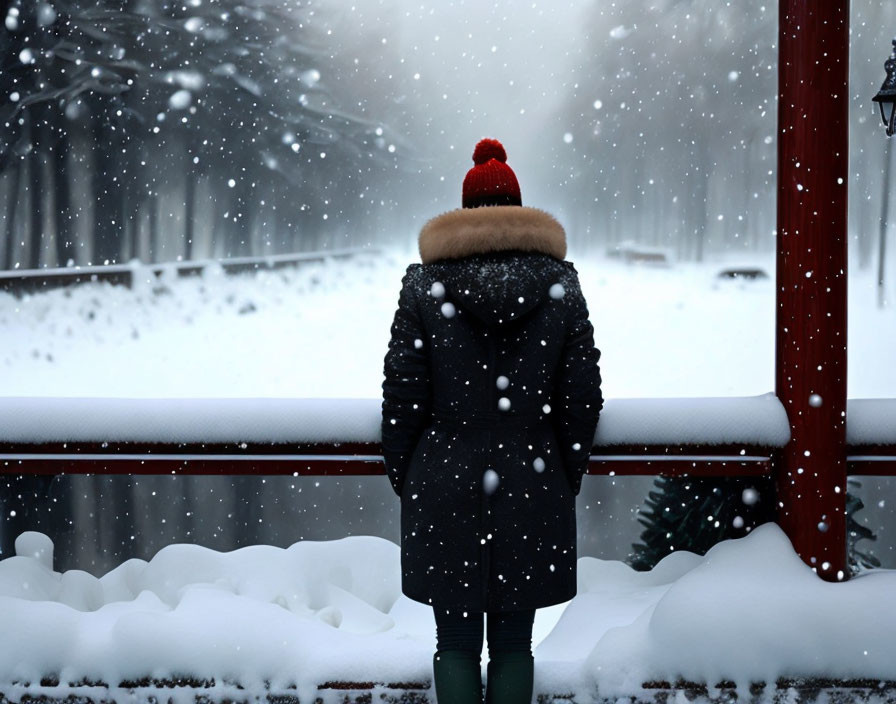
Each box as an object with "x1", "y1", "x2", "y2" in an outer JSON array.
[
  {"x1": 2, "y1": 249, "x2": 895, "y2": 399},
  {"x1": 2, "y1": 526, "x2": 894, "y2": 700}
]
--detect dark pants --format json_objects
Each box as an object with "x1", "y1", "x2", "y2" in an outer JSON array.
[{"x1": 434, "y1": 608, "x2": 535, "y2": 657}]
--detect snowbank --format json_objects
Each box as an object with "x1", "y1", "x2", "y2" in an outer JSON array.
[
  {"x1": 0, "y1": 395, "x2": 790, "y2": 447},
  {"x1": 1, "y1": 532, "x2": 433, "y2": 701},
  {"x1": 2, "y1": 526, "x2": 894, "y2": 700},
  {"x1": 569, "y1": 524, "x2": 896, "y2": 698}
]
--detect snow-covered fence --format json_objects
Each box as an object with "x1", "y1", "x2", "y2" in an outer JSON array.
[
  {"x1": 0, "y1": 248, "x2": 379, "y2": 297},
  {"x1": 0, "y1": 395, "x2": 893, "y2": 478}
]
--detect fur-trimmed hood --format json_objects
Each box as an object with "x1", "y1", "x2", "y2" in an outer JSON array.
[{"x1": 418, "y1": 206, "x2": 566, "y2": 264}]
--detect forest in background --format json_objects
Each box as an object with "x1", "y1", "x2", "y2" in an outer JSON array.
[
  {"x1": 1, "y1": 0, "x2": 896, "y2": 269},
  {"x1": 551, "y1": 0, "x2": 896, "y2": 264},
  {"x1": 0, "y1": 0, "x2": 409, "y2": 270}
]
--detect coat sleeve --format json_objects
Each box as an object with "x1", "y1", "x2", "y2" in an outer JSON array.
[
  {"x1": 553, "y1": 268, "x2": 603, "y2": 496},
  {"x1": 381, "y1": 266, "x2": 431, "y2": 496}
]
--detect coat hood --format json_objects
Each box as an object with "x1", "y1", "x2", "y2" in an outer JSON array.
[
  {"x1": 418, "y1": 206, "x2": 566, "y2": 265},
  {"x1": 418, "y1": 206, "x2": 569, "y2": 326}
]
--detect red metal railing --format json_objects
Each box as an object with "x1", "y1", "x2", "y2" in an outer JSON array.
[{"x1": 3, "y1": 440, "x2": 894, "y2": 478}]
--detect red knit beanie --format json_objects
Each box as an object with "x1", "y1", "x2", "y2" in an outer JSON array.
[{"x1": 462, "y1": 138, "x2": 522, "y2": 209}]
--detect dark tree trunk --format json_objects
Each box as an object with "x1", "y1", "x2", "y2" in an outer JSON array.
[
  {"x1": 691, "y1": 140, "x2": 710, "y2": 263},
  {"x1": 224, "y1": 176, "x2": 255, "y2": 257},
  {"x1": 116, "y1": 477, "x2": 135, "y2": 559},
  {"x1": 246, "y1": 180, "x2": 260, "y2": 255},
  {"x1": 232, "y1": 477, "x2": 255, "y2": 546},
  {"x1": 91, "y1": 104, "x2": 121, "y2": 265},
  {"x1": 122, "y1": 130, "x2": 142, "y2": 263},
  {"x1": 53, "y1": 110, "x2": 75, "y2": 267},
  {"x1": 120, "y1": 192, "x2": 132, "y2": 261},
  {"x1": 2, "y1": 163, "x2": 21, "y2": 270},
  {"x1": 742, "y1": 136, "x2": 754, "y2": 253},
  {"x1": 148, "y1": 191, "x2": 159, "y2": 262},
  {"x1": 128, "y1": 200, "x2": 139, "y2": 261},
  {"x1": 184, "y1": 166, "x2": 196, "y2": 260},
  {"x1": 223, "y1": 198, "x2": 240, "y2": 259},
  {"x1": 28, "y1": 108, "x2": 45, "y2": 269},
  {"x1": 130, "y1": 181, "x2": 149, "y2": 263}
]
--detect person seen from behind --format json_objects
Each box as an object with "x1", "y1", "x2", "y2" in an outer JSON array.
[{"x1": 382, "y1": 138, "x2": 603, "y2": 704}]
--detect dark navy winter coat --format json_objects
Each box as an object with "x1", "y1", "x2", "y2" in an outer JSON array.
[{"x1": 382, "y1": 205, "x2": 603, "y2": 612}]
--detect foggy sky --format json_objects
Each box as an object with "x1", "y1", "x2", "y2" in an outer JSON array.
[{"x1": 327, "y1": 0, "x2": 593, "y2": 218}]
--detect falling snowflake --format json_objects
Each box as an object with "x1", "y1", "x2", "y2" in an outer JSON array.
[
  {"x1": 483, "y1": 469, "x2": 500, "y2": 495},
  {"x1": 549, "y1": 283, "x2": 565, "y2": 299}
]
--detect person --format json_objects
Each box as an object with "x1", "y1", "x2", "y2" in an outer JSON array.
[{"x1": 381, "y1": 138, "x2": 603, "y2": 704}]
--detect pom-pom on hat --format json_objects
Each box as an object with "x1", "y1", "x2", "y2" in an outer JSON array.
[{"x1": 462, "y1": 138, "x2": 522, "y2": 209}]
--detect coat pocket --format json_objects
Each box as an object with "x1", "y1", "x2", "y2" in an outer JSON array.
[{"x1": 401, "y1": 427, "x2": 433, "y2": 500}]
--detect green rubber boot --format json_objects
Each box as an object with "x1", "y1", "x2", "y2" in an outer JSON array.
[
  {"x1": 433, "y1": 650, "x2": 483, "y2": 704},
  {"x1": 485, "y1": 652, "x2": 534, "y2": 704}
]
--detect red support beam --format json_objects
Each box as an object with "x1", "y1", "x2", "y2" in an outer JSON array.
[{"x1": 776, "y1": 0, "x2": 850, "y2": 580}]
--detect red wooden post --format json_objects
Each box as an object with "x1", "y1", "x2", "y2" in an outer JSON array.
[{"x1": 776, "y1": 0, "x2": 850, "y2": 580}]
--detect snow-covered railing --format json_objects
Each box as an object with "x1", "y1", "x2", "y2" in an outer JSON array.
[
  {"x1": 0, "y1": 248, "x2": 379, "y2": 296},
  {"x1": 0, "y1": 395, "x2": 893, "y2": 477},
  {"x1": 842, "y1": 399, "x2": 896, "y2": 475}
]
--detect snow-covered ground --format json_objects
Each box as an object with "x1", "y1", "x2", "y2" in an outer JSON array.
[
  {"x1": 1, "y1": 249, "x2": 894, "y2": 399},
  {"x1": 2, "y1": 526, "x2": 894, "y2": 700}
]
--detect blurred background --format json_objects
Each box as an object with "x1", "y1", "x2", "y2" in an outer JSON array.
[{"x1": 2, "y1": 0, "x2": 894, "y2": 265}]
